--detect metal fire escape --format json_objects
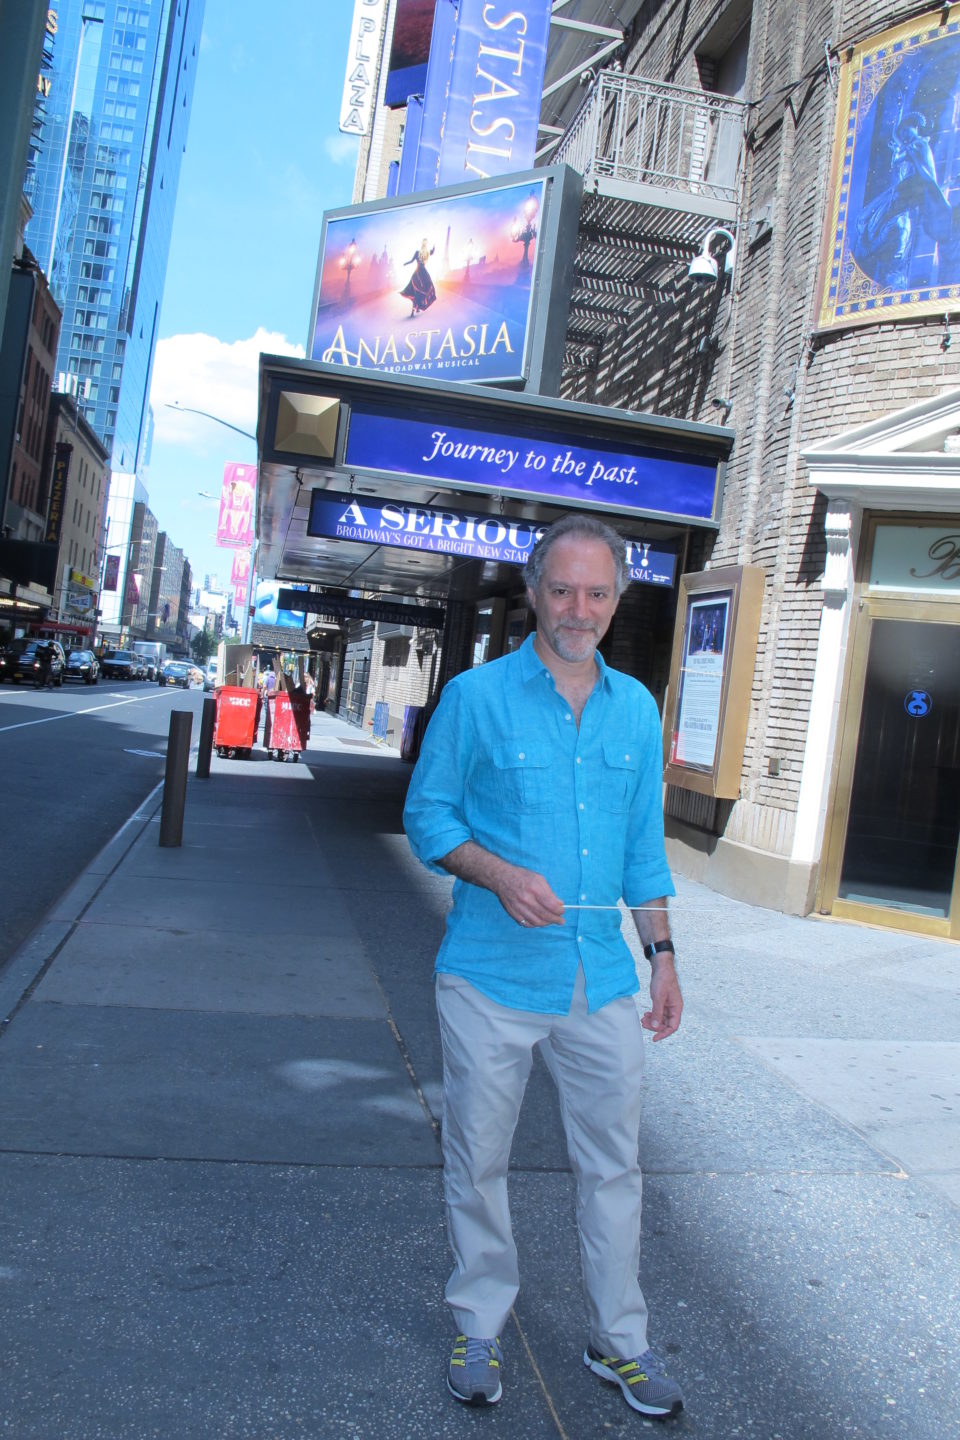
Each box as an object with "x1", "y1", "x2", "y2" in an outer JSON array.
[{"x1": 541, "y1": 3, "x2": 748, "y2": 388}]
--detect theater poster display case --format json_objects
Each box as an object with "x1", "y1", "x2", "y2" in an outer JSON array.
[{"x1": 661, "y1": 565, "x2": 764, "y2": 800}]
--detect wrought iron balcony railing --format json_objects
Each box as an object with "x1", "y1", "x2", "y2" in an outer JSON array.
[{"x1": 552, "y1": 69, "x2": 747, "y2": 223}]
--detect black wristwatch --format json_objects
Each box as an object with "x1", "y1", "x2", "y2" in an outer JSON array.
[{"x1": 643, "y1": 939, "x2": 676, "y2": 961}]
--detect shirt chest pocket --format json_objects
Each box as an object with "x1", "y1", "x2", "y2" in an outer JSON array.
[
  {"x1": 493, "y1": 742, "x2": 559, "y2": 813},
  {"x1": 600, "y1": 740, "x2": 641, "y2": 813}
]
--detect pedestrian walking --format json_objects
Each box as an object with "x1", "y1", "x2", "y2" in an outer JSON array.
[{"x1": 403, "y1": 513, "x2": 684, "y2": 1419}]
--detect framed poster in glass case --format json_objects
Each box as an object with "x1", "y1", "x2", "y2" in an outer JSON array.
[{"x1": 662, "y1": 566, "x2": 764, "y2": 799}]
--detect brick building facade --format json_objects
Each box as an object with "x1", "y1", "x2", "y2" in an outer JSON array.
[{"x1": 568, "y1": 0, "x2": 960, "y2": 934}]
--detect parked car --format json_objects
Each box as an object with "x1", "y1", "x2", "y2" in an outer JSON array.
[
  {"x1": 2, "y1": 639, "x2": 66, "y2": 687},
  {"x1": 132, "y1": 644, "x2": 165, "y2": 680},
  {"x1": 0, "y1": 638, "x2": 31, "y2": 683},
  {"x1": 203, "y1": 660, "x2": 218, "y2": 691},
  {"x1": 100, "y1": 648, "x2": 138, "y2": 681},
  {"x1": 132, "y1": 653, "x2": 147, "y2": 680},
  {"x1": 158, "y1": 659, "x2": 192, "y2": 688},
  {"x1": 65, "y1": 649, "x2": 99, "y2": 685}
]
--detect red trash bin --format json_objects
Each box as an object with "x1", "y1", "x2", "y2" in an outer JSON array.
[
  {"x1": 264, "y1": 691, "x2": 311, "y2": 761},
  {"x1": 213, "y1": 686, "x2": 261, "y2": 759}
]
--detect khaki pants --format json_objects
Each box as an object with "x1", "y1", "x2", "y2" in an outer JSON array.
[{"x1": 436, "y1": 967, "x2": 650, "y2": 1356}]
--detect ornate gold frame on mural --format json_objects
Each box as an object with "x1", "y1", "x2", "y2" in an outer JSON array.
[
  {"x1": 815, "y1": 6, "x2": 960, "y2": 333},
  {"x1": 817, "y1": 513, "x2": 960, "y2": 938},
  {"x1": 661, "y1": 565, "x2": 764, "y2": 800}
]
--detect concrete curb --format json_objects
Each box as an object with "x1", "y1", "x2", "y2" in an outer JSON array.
[{"x1": 0, "y1": 780, "x2": 165, "y2": 1029}]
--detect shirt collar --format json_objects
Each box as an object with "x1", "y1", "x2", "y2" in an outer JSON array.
[{"x1": 517, "y1": 631, "x2": 612, "y2": 690}]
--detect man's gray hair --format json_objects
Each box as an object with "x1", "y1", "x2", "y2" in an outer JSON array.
[{"x1": 524, "y1": 513, "x2": 629, "y2": 597}]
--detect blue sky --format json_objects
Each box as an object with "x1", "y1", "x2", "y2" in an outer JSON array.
[{"x1": 146, "y1": 0, "x2": 359, "y2": 591}]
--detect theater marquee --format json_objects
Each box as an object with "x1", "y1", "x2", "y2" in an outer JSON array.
[
  {"x1": 308, "y1": 168, "x2": 580, "y2": 392},
  {"x1": 308, "y1": 491, "x2": 679, "y2": 586}
]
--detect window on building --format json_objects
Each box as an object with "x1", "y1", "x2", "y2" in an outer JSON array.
[
  {"x1": 696, "y1": 8, "x2": 751, "y2": 193},
  {"x1": 383, "y1": 636, "x2": 411, "y2": 669}
]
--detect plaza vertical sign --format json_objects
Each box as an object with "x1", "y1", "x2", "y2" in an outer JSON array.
[
  {"x1": 436, "y1": 0, "x2": 553, "y2": 185},
  {"x1": 340, "y1": 0, "x2": 387, "y2": 136}
]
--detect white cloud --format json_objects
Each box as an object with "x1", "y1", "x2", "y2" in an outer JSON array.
[
  {"x1": 324, "y1": 133, "x2": 361, "y2": 167},
  {"x1": 150, "y1": 328, "x2": 304, "y2": 449}
]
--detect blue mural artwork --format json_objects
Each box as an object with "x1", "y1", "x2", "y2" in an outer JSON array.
[{"x1": 817, "y1": 11, "x2": 960, "y2": 330}]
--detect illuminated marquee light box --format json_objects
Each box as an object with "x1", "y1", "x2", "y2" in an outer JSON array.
[
  {"x1": 340, "y1": 397, "x2": 723, "y2": 525},
  {"x1": 308, "y1": 491, "x2": 680, "y2": 586},
  {"x1": 307, "y1": 165, "x2": 581, "y2": 396}
]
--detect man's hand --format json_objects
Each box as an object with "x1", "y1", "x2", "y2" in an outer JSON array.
[
  {"x1": 439, "y1": 841, "x2": 565, "y2": 928},
  {"x1": 641, "y1": 956, "x2": 683, "y2": 1041},
  {"x1": 495, "y1": 863, "x2": 566, "y2": 928}
]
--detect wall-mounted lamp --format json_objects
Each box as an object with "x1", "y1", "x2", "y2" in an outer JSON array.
[{"x1": 688, "y1": 227, "x2": 737, "y2": 284}]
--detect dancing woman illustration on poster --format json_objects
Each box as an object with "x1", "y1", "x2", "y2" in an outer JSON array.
[{"x1": 401, "y1": 238, "x2": 436, "y2": 317}]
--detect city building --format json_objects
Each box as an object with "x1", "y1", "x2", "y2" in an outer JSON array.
[
  {"x1": 0, "y1": 2, "x2": 47, "y2": 343},
  {"x1": 0, "y1": 252, "x2": 61, "y2": 546},
  {"x1": 188, "y1": 581, "x2": 228, "y2": 647},
  {"x1": 124, "y1": 496, "x2": 157, "y2": 634},
  {"x1": 44, "y1": 390, "x2": 111, "y2": 645},
  {"x1": 0, "y1": 245, "x2": 63, "y2": 637},
  {"x1": 23, "y1": 0, "x2": 205, "y2": 476},
  {"x1": 147, "y1": 529, "x2": 185, "y2": 649},
  {"x1": 97, "y1": 466, "x2": 145, "y2": 643}
]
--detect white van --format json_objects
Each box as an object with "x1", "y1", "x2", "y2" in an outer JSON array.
[{"x1": 203, "y1": 659, "x2": 218, "y2": 691}]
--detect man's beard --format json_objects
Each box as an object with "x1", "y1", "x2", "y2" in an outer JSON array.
[{"x1": 553, "y1": 622, "x2": 600, "y2": 661}]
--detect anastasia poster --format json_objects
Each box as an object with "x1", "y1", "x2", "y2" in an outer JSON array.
[{"x1": 309, "y1": 177, "x2": 546, "y2": 383}]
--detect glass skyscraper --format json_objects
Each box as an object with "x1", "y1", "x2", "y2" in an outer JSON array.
[{"x1": 24, "y1": 0, "x2": 204, "y2": 475}]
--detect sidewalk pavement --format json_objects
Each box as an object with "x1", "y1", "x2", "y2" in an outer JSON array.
[{"x1": 0, "y1": 709, "x2": 958, "y2": 1440}]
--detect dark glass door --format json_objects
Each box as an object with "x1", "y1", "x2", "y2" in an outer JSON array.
[{"x1": 838, "y1": 619, "x2": 960, "y2": 917}]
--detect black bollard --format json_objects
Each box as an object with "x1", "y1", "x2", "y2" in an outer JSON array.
[
  {"x1": 159, "y1": 710, "x2": 193, "y2": 847},
  {"x1": 196, "y1": 696, "x2": 216, "y2": 778}
]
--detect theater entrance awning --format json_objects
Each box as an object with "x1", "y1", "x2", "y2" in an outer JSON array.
[{"x1": 256, "y1": 357, "x2": 734, "y2": 600}]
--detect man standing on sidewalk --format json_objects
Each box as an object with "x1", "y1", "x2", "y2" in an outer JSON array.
[{"x1": 403, "y1": 514, "x2": 684, "y2": 1420}]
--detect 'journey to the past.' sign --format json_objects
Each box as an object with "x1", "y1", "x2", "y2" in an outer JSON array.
[
  {"x1": 341, "y1": 401, "x2": 721, "y2": 524},
  {"x1": 308, "y1": 492, "x2": 679, "y2": 586}
]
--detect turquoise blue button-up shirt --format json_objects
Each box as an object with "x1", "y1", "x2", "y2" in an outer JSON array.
[{"x1": 403, "y1": 635, "x2": 674, "y2": 1015}]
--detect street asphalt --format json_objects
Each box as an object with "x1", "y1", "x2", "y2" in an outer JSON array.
[{"x1": 0, "y1": 708, "x2": 957, "y2": 1439}]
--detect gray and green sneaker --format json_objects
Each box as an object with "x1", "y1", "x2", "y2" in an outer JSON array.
[
  {"x1": 584, "y1": 1343, "x2": 683, "y2": 1418},
  {"x1": 447, "y1": 1334, "x2": 503, "y2": 1406}
]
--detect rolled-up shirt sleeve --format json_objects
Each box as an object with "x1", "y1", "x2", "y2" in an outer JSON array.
[
  {"x1": 621, "y1": 695, "x2": 675, "y2": 907},
  {"x1": 403, "y1": 680, "x2": 475, "y2": 874}
]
